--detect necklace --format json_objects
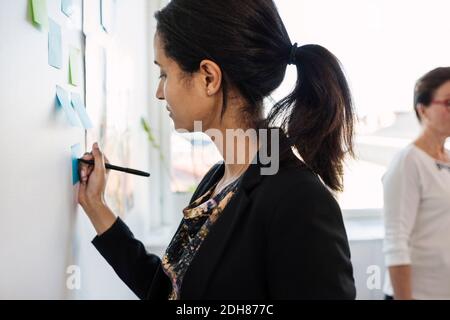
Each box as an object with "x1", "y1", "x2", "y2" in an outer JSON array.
[
  {"x1": 211, "y1": 170, "x2": 246, "y2": 198},
  {"x1": 436, "y1": 162, "x2": 450, "y2": 172}
]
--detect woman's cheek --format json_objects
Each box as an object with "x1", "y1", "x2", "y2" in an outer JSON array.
[
  {"x1": 163, "y1": 80, "x2": 174, "y2": 109},
  {"x1": 438, "y1": 112, "x2": 450, "y2": 134},
  {"x1": 166, "y1": 81, "x2": 188, "y2": 115},
  {"x1": 445, "y1": 113, "x2": 450, "y2": 134}
]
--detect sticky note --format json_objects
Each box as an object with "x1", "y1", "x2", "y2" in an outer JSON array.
[
  {"x1": 31, "y1": 0, "x2": 48, "y2": 28},
  {"x1": 56, "y1": 85, "x2": 82, "y2": 127},
  {"x1": 61, "y1": 0, "x2": 75, "y2": 17},
  {"x1": 48, "y1": 18, "x2": 62, "y2": 69},
  {"x1": 69, "y1": 47, "x2": 81, "y2": 86},
  {"x1": 71, "y1": 143, "x2": 82, "y2": 185},
  {"x1": 71, "y1": 93, "x2": 93, "y2": 129}
]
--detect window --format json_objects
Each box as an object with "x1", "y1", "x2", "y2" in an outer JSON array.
[
  {"x1": 157, "y1": 0, "x2": 450, "y2": 227},
  {"x1": 170, "y1": 130, "x2": 222, "y2": 193},
  {"x1": 274, "y1": 0, "x2": 450, "y2": 215}
]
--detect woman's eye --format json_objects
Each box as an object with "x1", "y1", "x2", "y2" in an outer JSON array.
[{"x1": 159, "y1": 74, "x2": 167, "y2": 79}]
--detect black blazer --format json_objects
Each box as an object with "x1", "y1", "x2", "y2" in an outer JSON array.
[{"x1": 92, "y1": 142, "x2": 356, "y2": 300}]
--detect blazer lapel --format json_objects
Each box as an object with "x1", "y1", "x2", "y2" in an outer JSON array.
[
  {"x1": 180, "y1": 127, "x2": 295, "y2": 298},
  {"x1": 180, "y1": 160, "x2": 264, "y2": 299}
]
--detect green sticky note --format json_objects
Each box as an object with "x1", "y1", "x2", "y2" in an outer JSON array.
[
  {"x1": 30, "y1": 0, "x2": 48, "y2": 28},
  {"x1": 69, "y1": 47, "x2": 81, "y2": 86}
]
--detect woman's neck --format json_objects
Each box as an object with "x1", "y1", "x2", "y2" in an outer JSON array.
[
  {"x1": 206, "y1": 123, "x2": 260, "y2": 184},
  {"x1": 414, "y1": 127, "x2": 449, "y2": 162}
]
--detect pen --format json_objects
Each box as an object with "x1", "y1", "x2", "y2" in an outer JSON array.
[{"x1": 78, "y1": 158, "x2": 151, "y2": 178}]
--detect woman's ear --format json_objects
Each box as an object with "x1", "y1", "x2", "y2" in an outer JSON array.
[
  {"x1": 199, "y1": 59, "x2": 222, "y2": 96},
  {"x1": 417, "y1": 103, "x2": 428, "y2": 122},
  {"x1": 417, "y1": 103, "x2": 430, "y2": 124}
]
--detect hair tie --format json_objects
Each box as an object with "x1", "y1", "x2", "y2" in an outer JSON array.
[{"x1": 288, "y1": 42, "x2": 298, "y2": 65}]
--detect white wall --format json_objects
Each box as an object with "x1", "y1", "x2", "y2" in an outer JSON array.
[
  {"x1": 0, "y1": 0, "x2": 86, "y2": 299},
  {"x1": 0, "y1": 0, "x2": 159, "y2": 299}
]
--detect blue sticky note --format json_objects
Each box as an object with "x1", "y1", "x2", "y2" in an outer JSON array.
[
  {"x1": 48, "y1": 18, "x2": 62, "y2": 69},
  {"x1": 71, "y1": 143, "x2": 82, "y2": 185},
  {"x1": 56, "y1": 86, "x2": 82, "y2": 127},
  {"x1": 71, "y1": 93, "x2": 93, "y2": 129},
  {"x1": 61, "y1": 0, "x2": 75, "y2": 17}
]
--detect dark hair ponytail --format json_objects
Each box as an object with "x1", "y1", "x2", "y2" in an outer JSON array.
[
  {"x1": 155, "y1": 0, "x2": 354, "y2": 192},
  {"x1": 268, "y1": 45, "x2": 354, "y2": 192}
]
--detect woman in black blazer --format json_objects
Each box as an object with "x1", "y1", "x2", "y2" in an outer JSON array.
[{"x1": 78, "y1": 0, "x2": 356, "y2": 300}]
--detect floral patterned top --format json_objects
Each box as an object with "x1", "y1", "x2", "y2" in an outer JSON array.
[{"x1": 161, "y1": 175, "x2": 243, "y2": 300}]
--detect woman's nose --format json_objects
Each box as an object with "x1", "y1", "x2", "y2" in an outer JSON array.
[
  {"x1": 156, "y1": 84, "x2": 165, "y2": 100},
  {"x1": 156, "y1": 92, "x2": 165, "y2": 100}
]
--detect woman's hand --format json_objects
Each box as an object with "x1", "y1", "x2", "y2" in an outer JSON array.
[
  {"x1": 78, "y1": 142, "x2": 110, "y2": 215},
  {"x1": 77, "y1": 143, "x2": 117, "y2": 235}
]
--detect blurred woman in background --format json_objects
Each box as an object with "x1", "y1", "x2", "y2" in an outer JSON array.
[{"x1": 383, "y1": 67, "x2": 450, "y2": 300}]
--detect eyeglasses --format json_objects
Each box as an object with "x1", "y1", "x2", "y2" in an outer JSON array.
[{"x1": 431, "y1": 99, "x2": 450, "y2": 108}]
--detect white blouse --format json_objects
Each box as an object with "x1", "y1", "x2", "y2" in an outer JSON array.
[{"x1": 383, "y1": 144, "x2": 450, "y2": 299}]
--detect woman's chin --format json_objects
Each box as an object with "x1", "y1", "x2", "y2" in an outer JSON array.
[
  {"x1": 173, "y1": 123, "x2": 194, "y2": 133},
  {"x1": 170, "y1": 117, "x2": 197, "y2": 133}
]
